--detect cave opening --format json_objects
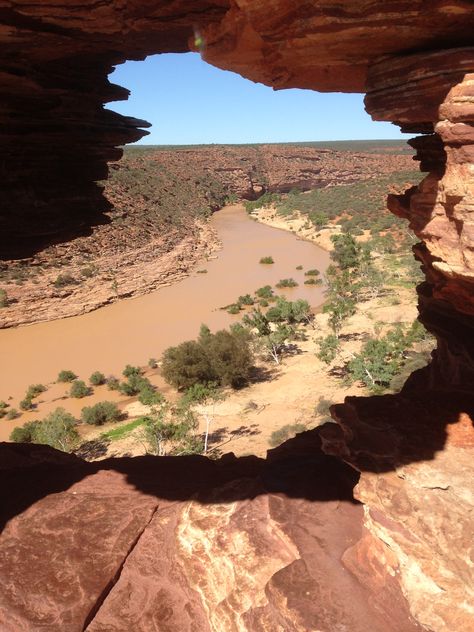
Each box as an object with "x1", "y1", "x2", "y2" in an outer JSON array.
[{"x1": 1, "y1": 4, "x2": 473, "y2": 630}]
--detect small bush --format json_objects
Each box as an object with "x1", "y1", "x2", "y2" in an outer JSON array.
[
  {"x1": 296, "y1": 265, "x2": 303, "y2": 270},
  {"x1": 89, "y1": 371, "x2": 106, "y2": 386},
  {"x1": 316, "y1": 335, "x2": 340, "y2": 364},
  {"x1": 122, "y1": 364, "x2": 142, "y2": 378},
  {"x1": 196, "y1": 269, "x2": 208, "y2": 274},
  {"x1": 259, "y1": 256, "x2": 274, "y2": 264},
  {"x1": 269, "y1": 423, "x2": 306, "y2": 447},
  {"x1": 304, "y1": 269, "x2": 320, "y2": 276},
  {"x1": 0, "y1": 289, "x2": 8, "y2": 308},
  {"x1": 304, "y1": 278, "x2": 322, "y2": 286},
  {"x1": 80, "y1": 266, "x2": 96, "y2": 279},
  {"x1": 138, "y1": 387, "x2": 164, "y2": 406},
  {"x1": 259, "y1": 299, "x2": 269, "y2": 307},
  {"x1": 237, "y1": 294, "x2": 254, "y2": 306},
  {"x1": 57, "y1": 369, "x2": 77, "y2": 383},
  {"x1": 70, "y1": 380, "x2": 90, "y2": 399},
  {"x1": 81, "y1": 401, "x2": 122, "y2": 425},
  {"x1": 119, "y1": 374, "x2": 151, "y2": 397},
  {"x1": 0, "y1": 401, "x2": 8, "y2": 410},
  {"x1": 6, "y1": 408, "x2": 19, "y2": 420},
  {"x1": 107, "y1": 377, "x2": 120, "y2": 391},
  {"x1": 19, "y1": 397, "x2": 34, "y2": 411},
  {"x1": 148, "y1": 358, "x2": 158, "y2": 369},
  {"x1": 26, "y1": 384, "x2": 47, "y2": 398},
  {"x1": 276, "y1": 278, "x2": 298, "y2": 288},
  {"x1": 255, "y1": 285, "x2": 274, "y2": 300},
  {"x1": 226, "y1": 304, "x2": 241, "y2": 315},
  {"x1": 53, "y1": 273, "x2": 77, "y2": 288},
  {"x1": 10, "y1": 421, "x2": 41, "y2": 443}
]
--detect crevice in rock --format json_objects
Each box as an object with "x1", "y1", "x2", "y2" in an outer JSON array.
[{"x1": 82, "y1": 501, "x2": 161, "y2": 631}]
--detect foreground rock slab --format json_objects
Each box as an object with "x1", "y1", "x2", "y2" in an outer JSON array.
[{"x1": 0, "y1": 439, "x2": 423, "y2": 632}]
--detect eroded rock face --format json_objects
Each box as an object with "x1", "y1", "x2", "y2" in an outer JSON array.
[{"x1": 0, "y1": 441, "x2": 423, "y2": 632}]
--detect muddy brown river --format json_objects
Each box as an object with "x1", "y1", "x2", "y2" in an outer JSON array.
[{"x1": 0, "y1": 204, "x2": 329, "y2": 439}]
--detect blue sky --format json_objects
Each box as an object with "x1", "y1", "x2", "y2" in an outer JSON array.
[{"x1": 108, "y1": 53, "x2": 408, "y2": 145}]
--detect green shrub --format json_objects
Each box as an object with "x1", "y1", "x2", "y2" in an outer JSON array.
[
  {"x1": 237, "y1": 294, "x2": 254, "y2": 306},
  {"x1": 10, "y1": 421, "x2": 41, "y2": 443},
  {"x1": 259, "y1": 256, "x2": 274, "y2": 264},
  {"x1": 138, "y1": 386, "x2": 164, "y2": 406},
  {"x1": 304, "y1": 278, "x2": 321, "y2": 285},
  {"x1": 19, "y1": 396, "x2": 34, "y2": 411},
  {"x1": 57, "y1": 369, "x2": 77, "y2": 383},
  {"x1": 119, "y1": 374, "x2": 151, "y2": 396},
  {"x1": 244, "y1": 192, "x2": 281, "y2": 213},
  {"x1": 6, "y1": 408, "x2": 19, "y2": 420},
  {"x1": 81, "y1": 401, "x2": 122, "y2": 425},
  {"x1": 275, "y1": 278, "x2": 298, "y2": 288},
  {"x1": 316, "y1": 335, "x2": 340, "y2": 364},
  {"x1": 53, "y1": 273, "x2": 77, "y2": 288},
  {"x1": 148, "y1": 358, "x2": 158, "y2": 369},
  {"x1": 259, "y1": 299, "x2": 269, "y2": 307},
  {"x1": 106, "y1": 377, "x2": 120, "y2": 391},
  {"x1": 255, "y1": 285, "x2": 274, "y2": 300},
  {"x1": 269, "y1": 423, "x2": 306, "y2": 447},
  {"x1": 304, "y1": 269, "x2": 320, "y2": 276},
  {"x1": 70, "y1": 380, "x2": 90, "y2": 398},
  {"x1": 179, "y1": 383, "x2": 218, "y2": 407},
  {"x1": 0, "y1": 288, "x2": 8, "y2": 308},
  {"x1": 26, "y1": 384, "x2": 47, "y2": 398},
  {"x1": 122, "y1": 364, "x2": 142, "y2": 378},
  {"x1": 226, "y1": 304, "x2": 241, "y2": 315},
  {"x1": 296, "y1": 265, "x2": 303, "y2": 270},
  {"x1": 89, "y1": 371, "x2": 106, "y2": 386},
  {"x1": 0, "y1": 400, "x2": 8, "y2": 410}
]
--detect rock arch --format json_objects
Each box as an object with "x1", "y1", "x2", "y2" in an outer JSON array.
[{"x1": 1, "y1": 3, "x2": 473, "y2": 630}]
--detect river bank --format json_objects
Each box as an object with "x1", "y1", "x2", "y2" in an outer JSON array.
[
  {"x1": 0, "y1": 204, "x2": 329, "y2": 439},
  {"x1": 0, "y1": 220, "x2": 220, "y2": 329}
]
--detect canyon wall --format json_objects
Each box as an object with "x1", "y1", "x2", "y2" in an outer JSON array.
[{"x1": 1, "y1": 2, "x2": 473, "y2": 631}]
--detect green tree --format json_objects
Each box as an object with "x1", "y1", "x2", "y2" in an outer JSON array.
[
  {"x1": 162, "y1": 340, "x2": 216, "y2": 390},
  {"x1": 35, "y1": 408, "x2": 79, "y2": 452},
  {"x1": 261, "y1": 324, "x2": 294, "y2": 364},
  {"x1": 142, "y1": 403, "x2": 203, "y2": 456},
  {"x1": 205, "y1": 329, "x2": 253, "y2": 388},
  {"x1": 323, "y1": 296, "x2": 356, "y2": 336},
  {"x1": 243, "y1": 308, "x2": 271, "y2": 336},
  {"x1": 330, "y1": 233, "x2": 361, "y2": 270},
  {"x1": 10, "y1": 408, "x2": 78, "y2": 452}
]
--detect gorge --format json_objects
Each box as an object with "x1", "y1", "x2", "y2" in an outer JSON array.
[{"x1": 1, "y1": 2, "x2": 473, "y2": 631}]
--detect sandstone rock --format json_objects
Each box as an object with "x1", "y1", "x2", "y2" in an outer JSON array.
[{"x1": 0, "y1": 442, "x2": 423, "y2": 632}]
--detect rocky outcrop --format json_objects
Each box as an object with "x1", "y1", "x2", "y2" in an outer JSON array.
[
  {"x1": 0, "y1": 440, "x2": 424, "y2": 632},
  {"x1": 1, "y1": 2, "x2": 474, "y2": 631}
]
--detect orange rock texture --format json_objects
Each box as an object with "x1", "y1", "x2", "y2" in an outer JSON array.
[{"x1": 1, "y1": 2, "x2": 474, "y2": 632}]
